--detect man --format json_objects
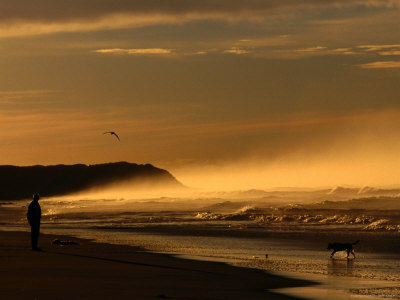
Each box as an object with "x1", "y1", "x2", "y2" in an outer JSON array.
[{"x1": 27, "y1": 194, "x2": 42, "y2": 251}]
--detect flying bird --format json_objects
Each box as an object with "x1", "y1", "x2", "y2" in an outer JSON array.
[{"x1": 103, "y1": 131, "x2": 120, "y2": 141}]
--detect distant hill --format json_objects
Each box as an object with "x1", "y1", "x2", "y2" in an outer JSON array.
[{"x1": 0, "y1": 162, "x2": 183, "y2": 200}]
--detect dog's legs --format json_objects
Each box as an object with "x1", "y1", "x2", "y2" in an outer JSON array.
[{"x1": 347, "y1": 250, "x2": 356, "y2": 259}]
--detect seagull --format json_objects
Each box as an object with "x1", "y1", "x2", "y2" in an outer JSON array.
[{"x1": 103, "y1": 131, "x2": 120, "y2": 141}]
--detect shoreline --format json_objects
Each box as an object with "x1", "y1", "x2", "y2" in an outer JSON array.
[
  {"x1": 0, "y1": 230, "x2": 315, "y2": 299},
  {"x1": 3, "y1": 199, "x2": 400, "y2": 299}
]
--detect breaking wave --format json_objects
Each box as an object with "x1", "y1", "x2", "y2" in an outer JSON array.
[
  {"x1": 22, "y1": 189, "x2": 400, "y2": 233},
  {"x1": 195, "y1": 206, "x2": 261, "y2": 221},
  {"x1": 195, "y1": 204, "x2": 400, "y2": 231}
]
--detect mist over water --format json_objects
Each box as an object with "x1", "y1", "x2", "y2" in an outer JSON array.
[
  {"x1": 32, "y1": 184, "x2": 400, "y2": 234},
  {"x1": 170, "y1": 122, "x2": 400, "y2": 190},
  {"x1": 173, "y1": 157, "x2": 400, "y2": 190}
]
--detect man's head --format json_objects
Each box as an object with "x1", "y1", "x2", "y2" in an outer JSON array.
[{"x1": 33, "y1": 194, "x2": 40, "y2": 201}]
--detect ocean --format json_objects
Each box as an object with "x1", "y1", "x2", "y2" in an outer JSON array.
[{"x1": 2, "y1": 186, "x2": 400, "y2": 299}]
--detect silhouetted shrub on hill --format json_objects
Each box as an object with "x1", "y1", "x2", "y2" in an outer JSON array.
[{"x1": 0, "y1": 162, "x2": 182, "y2": 200}]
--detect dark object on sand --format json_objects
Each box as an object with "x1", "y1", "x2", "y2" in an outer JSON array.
[
  {"x1": 327, "y1": 240, "x2": 360, "y2": 258},
  {"x1": 52, "y1": 239, "x2": 79, "y2": 246},
  {"x1": 265, "y1": 254, "x2": 268, "y2": 259}
]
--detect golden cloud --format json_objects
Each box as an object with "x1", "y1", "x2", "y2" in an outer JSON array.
[
  {"x1": 295, "y1": 46, "x2": 327, "y2": 52},
  {"x1": 358, "y1": 61, "x2": 400, "y2": 69},
  {"x1": 378, "y1": 50, "x2": 400, "y2": 56},
  {"x1": 272, "y1": 45, "x2": 360, "y2": 59},
  {"x1": 357, "y1": 44, "x2": 400, "y2": 52},
  {"x1": 0, "y1": 13, "x2": 192, "y2": 38},
  {"x1": 93, "y1": 48, "x2": 173, "y2": 55},
  {"x1": 223, "y1": 48, "x2": 250, "y2": 55}
]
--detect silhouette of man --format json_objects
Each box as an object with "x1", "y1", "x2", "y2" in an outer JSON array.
[{"x1": 27, "y1": 194, "x2": 42, "y2": 251}]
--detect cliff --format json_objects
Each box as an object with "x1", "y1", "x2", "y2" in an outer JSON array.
[{"x1": 0, "y1": 162, "x2": 182, "y2": 200}]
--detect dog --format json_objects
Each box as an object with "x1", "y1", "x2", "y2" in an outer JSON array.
[
  {"x1": 327, "y1": 240, "x2": 359, "y2": 258},
  {"x1": 52, "y1": 239, "x2": 79, "y2": 246}
]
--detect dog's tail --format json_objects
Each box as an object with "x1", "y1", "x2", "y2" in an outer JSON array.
[{"x1": 352, "y1": 240, "x2": 360, "y2": 245}]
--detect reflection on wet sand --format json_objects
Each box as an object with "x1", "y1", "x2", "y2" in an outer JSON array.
[{"x1": 328, "y1": 258, "x2": 354, "y2": 277}]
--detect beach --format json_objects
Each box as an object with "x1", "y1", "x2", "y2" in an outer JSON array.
[
  {"x1": 0, "y1": 230, "x2": 312, "y2": 300},
  {"x1": 2, "y1": 188, "x2": 400, "y2": 299}
]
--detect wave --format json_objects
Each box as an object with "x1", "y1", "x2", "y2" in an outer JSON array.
[
  {"x1": 327, "y1": 186, "x2": 400, "y2": 198},
  {"x1": 299, "y1": 196, "x2": 400, "y2": 210},
  {"x1": 363, "y1": 219, "x2": 400, "y2": 231},
  {"x1": 194, "y1": 203, "x2": 400, "y2": 231},
  {"x1": 34, "y1": 192, "x2": 400, "y2": 233},
  {"x1": 195, "y1": 206, "x2": 261, "y2": 221}
]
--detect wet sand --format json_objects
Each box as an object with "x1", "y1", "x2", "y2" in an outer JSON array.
[{"x1": 0, "y1": 230, "x2": 313, "y2": 300}]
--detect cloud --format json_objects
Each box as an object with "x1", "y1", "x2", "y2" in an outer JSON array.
[
  {"x1": 183, "y1": 51, "x2": 209, "y2": 56},
  {"x1": 223, "y1": 47, "x2": 250, "y2": 55},
  {"x1": 0, "y1": 89, "x2": 58, "y2": 103},
  {"x1": 356, "y1": 44, "x2": 400, "y2": 58},
  {"x1": 379, "y1": 50, "x2": 400, "y2": 56},
  {"x1": 358, "y1": 61, "x2": 400, "y2": 69},
  {"x1": 0, "y1": 0, "x2": 397, "y2": 38},
  {"x1": 273, "y1": 45, "x2": 360, "y2": 59},
  {"x1": 91, "y1": 42, "x2": 399, "y2": 59},
  {"x1": 0, "y1": 0, "x2": 370, "y2": 22},
  {"x1": 0, "y1": 14, "x2": 193, "y2": 38},
  {"x1": 295, "y1": 46, "x2": 327, "y2": 52},
  {"x1": 293, "y1": 46, "x2": 359, "y2": 56},
  {"x1": 276, "y1": 43, "x2": 400, "y2": 59},
  {"x1": 93, "y1": 48, "x2": 173, "y2": 55},
  {"x1": 357, "y1": 44, "x2": 400, "y2": 52},
  {"x1": 237, "y1": 35, "x2": 292, "y2": 48},
  {"x1": 332, "y1": 48, "x2": 357, "y2": 55}
]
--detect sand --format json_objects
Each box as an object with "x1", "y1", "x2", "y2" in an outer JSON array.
[{"x1": 0, "y1": 230, "x2": 313, "y2": 300}]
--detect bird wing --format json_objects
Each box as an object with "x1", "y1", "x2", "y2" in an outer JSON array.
[{"x1": 112, "y1": 132, "x2": 120, "y2": 141}]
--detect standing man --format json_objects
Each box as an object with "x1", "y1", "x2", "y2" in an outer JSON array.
[{"x1": 27, "y1": 194, "x2": 42, "y2": 251}]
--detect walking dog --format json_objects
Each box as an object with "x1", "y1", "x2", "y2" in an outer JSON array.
[{"x1": 327, "y1": 240, "x2": 360, "y2": 258}]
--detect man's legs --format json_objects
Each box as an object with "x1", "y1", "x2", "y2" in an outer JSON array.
[{"x1": 31, "y1": 223, "x2": 40, "y2": 250}]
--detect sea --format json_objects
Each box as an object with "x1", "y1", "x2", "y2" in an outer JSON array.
[{"x1": 2, "y1": 185, "x2": 400, "y2": 299}]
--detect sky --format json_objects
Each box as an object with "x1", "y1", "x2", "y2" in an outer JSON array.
[{"x1": 1, "y1": 0, "x2": 400, "y2": 189}]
